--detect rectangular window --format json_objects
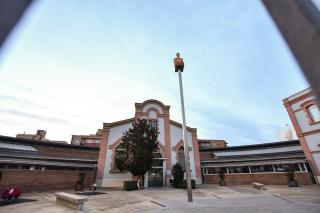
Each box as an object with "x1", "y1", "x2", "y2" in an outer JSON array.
[
  {"x1": 250, "y1": 165, "x2": 274, "y2": 173},
  {"x1": 275, "y1": 164, "x2": 300, "y2": 172},
  {"x1": 309, "y1": 105, "x2": 320, "y2": 122},
  {"x1": 205, "y1": 167, "x2": 227, "y2": 174},
  {"x1": 228, "y1": 166, "x2": 250, "y2": 173},
  {"x1": 299, "y1": 163, "x2": 306, "y2": 171},
  {"x1": 206, "y1": 168, "x2": 218, "y2": 174}
]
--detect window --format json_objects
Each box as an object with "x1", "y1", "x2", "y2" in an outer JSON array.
[
  {"x1": 250, "y1": 165, "x2": 274, "y2": 173},
  {"x1": 148, "y1": 119, "x2": 158, "y2": 129},
  {"x1": 178, "y1": 146, "x2": 185, "y2": 170},
  {"x1": 114, "y1": 143, "x2": 126, "y2": 171},
  {"x1": 308, "y1": 104, "x2": 320, "y2": 122},
  {"x1": 206, "y1": 168, "x2": 218, "y2": 174},
  {"x1": 153, "y1": 148, "x2": 163, "y2": 167},
  {"x1": 228, "y1": 166, "x2": 250, "y2": 173},
  {"x1": 299, "y1": 163, "x2": 306, "y2": 172},
  {"x1": 205, "y1": 167, "x2": 228, "y2": 174},
  {"x1": 275, "y1": 164, "x2": 300, "y2": 172}
]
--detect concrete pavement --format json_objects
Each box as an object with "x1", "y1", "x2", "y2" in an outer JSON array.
[{"x1": 0, "y1": 185, "x2": 319, "y2": 213}]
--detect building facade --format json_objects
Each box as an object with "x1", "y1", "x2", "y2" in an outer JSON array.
[
  {"x1": 96, "y1": 99, "x2": 202, "y2": 187},
  {"x1": 198, "y1": 139, "x2": 227, "y2": 148},
  {"x1": 0, "y1": 135, "x2": 99, "y2": 192},
  {"x1": 283, "y1": 88, "x2": 320, "y2": 183},
  {"x1": 71, "y1": 129, "x2": 102, "y2": 147},
  {"x1": 200, "y1": 140, "x2": 314, "y2": 185}
]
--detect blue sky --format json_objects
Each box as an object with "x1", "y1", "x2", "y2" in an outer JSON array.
[{"x1": 0, "y1": 0, "x2": 309, "y2": 145}]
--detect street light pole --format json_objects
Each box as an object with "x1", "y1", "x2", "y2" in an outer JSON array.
[{"x1": 174, "y1": 53, "x2": 193, "y2": 202}]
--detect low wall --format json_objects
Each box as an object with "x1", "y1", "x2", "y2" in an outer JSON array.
[
  {"x1": 100, "y1": 172, "x2": 132, "y2": 187},
  {"x1": 0, "y1": 170, "x2": 95, "y2": 192},
  {"x1": 203, "y1": 172, "x2": 313, "y2": 185}
]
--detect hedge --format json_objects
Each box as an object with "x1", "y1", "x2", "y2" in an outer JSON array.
[
  {"x1": 123, "y1": 180, "x2": 138, "y2": 191},
  {"x1": 178, "y1": 179, "x2": 196, "y2": 189}
]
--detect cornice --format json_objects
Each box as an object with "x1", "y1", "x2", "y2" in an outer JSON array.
[{"x1": 103, "y1": 118, "x2": 135, "y2": 129}]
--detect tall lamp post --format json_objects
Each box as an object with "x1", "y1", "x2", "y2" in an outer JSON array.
[{"x1": 174, "y1": 52, "x2": 193, "y2": 202}]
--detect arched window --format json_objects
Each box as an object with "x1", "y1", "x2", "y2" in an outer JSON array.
[
  {"x1": 307, "y1": 104, "x2": 320, "y2": 123},
  {"x1": 114, "y1": 143, "x2": 126, "y2": 172},
  {"x1": 178, "y1": 146, "x2": 185, "y2": 170}
]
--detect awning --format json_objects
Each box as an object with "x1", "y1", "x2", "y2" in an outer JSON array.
[
  {"x1": 0, "y1": 157, "x2": 96, "y2": 168},
  {"x1": 201, "y1": 159, "x2": 307, "y2": 168},
  {"x1": 201, "y1": 153, "x2": 305, "y2": 164},
  {"x1": 0, "y1": 142, "x2": 36, "y2": 151},
  {"x1": 0, "y1": 151, "x2": 97, "y2": 163},
  {"x1": 214, "y1": 146, "x2": 302, "y2": 157}
]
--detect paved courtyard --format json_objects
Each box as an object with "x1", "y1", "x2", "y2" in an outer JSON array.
[{"x1": 1, "y1": 184, "x2": 320, "y2": 213}]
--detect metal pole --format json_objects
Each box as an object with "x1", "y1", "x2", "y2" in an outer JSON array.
[
  {"x1": 262, "y1": 0, "x2": 320, "y2": 103},
  {"x1": 178, "y1": 70, "x2": 193, "y2": 202}
]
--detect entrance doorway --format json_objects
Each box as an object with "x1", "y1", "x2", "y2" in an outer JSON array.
[
  {"x1": 148, "y1": 168, "x2": 163, "y2": 187},
  {"x1": 147, "y1": 149, "x2": 165, "y2": 187}
]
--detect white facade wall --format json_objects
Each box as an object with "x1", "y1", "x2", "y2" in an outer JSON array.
[
  {"x1": 313, "y1": 153, "x2": 320, "y2": 174},
  {"x1": 305, "y1": 134, "x2": 320, "y2": 152},
  {"x1": 170, "y1": 124, "x2": 196, "y2": 179},
  {"x1": 143, "y1": 103, "x2": 163, "y2": 114},
  {"x1": 102, "y1": 123, "x2": 132, "y2": 187},
  {"x1": 100, "y1": 100, "x2": 200, "y2": 187},
  {"x1": 286, "y1": 89, "x2": 320, "y2": 183},
  {"x1": 295, "y1": 110, "x2": 320, "y2": 132},
  {"x1": 290, "y1": 96, "x2": 314, "y2": 111}
]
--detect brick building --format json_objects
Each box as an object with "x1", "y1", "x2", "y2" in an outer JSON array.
[
  {"x1": 0, "y1": 135, "x2": 99, "y2": 192},
  {"x1": 198, "y1": 139, "x2": 227, "y2": 148},
  {"x1": 200, "y1": 140, "x2": 314, "y2": 185},
  {"x1": 71, "y1": 129, "x2": 102, "y2": 147}
]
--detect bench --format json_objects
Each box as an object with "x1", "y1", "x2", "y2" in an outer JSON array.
[
  {"x1": 55, "y1": 192, "x2": 88, "y2": 210},
  {"x1": 252, "y1": 182, "x2": 265, "y2": 190}
]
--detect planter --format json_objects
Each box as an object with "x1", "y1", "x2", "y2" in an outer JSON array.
[
  {"x1": 75, "y1": 184, "x2": 84, "y2": 191},
  {"x1": 123, "y1": 180, "x2": 139, "y2": 191},
  {"x1": 219, "y1": 180, "x2": 226, "y2": 186},
  {"x1": 288, "y1": 180, "x2": 298, "y2": 187}
]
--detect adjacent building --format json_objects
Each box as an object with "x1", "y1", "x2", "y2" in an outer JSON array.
[
  {"x1": 0, "y1": 135, "x2": 99, "y2": 192},
  {"x1": 96, "y1": 99, "x2": 202, "y2": 187},
  {"x1": 198, "y1": 139, "x2": 227, "y2": 148},
  {"x1": 200, "y1": 140, "x2": 314, "y2": 185},
  {"x1": 283, "y1": 88, "x2": 320, "y2": 183},
  {"x1": 71, "y1": 129, "x2": 102, "y2": 147}
]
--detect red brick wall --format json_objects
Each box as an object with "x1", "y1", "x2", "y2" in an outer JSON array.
[
  {"x1": 199, "y1": 151, "x2": 213, "y2": 160},
  {"x1": 0, "y1": 170, "x2": 95, "y2": 192},
  {"x1": 36, "y1": 146, "x2": 98, "y2": 159},
  {"x1": 203, "y1": 172, "x2": 313, "y2": 185}
]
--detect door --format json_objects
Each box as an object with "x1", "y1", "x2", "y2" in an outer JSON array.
[{"x1": 148, "y1": 168, "x2": 163, "y2": 187}]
